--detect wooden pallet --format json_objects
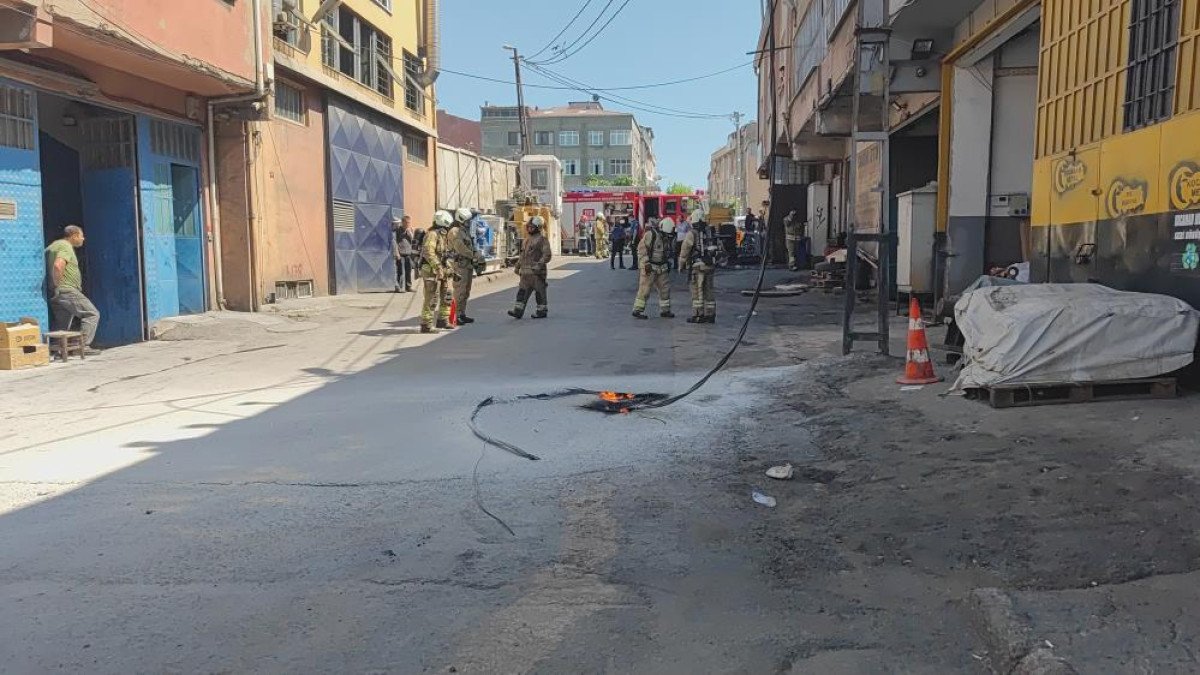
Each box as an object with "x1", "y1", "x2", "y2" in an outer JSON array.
[{"x1": 984, "y1": 377, "x2": 1177, "y2": 409}]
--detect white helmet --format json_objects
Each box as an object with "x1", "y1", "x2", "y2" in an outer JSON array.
[
  {"x1": 659, "y1": 217, "x2": 676, "y2": 234},
  {"x1": 689, "y1": 209, "x2": 706, "y2": 225},
  {"x1": 455, "y1": 208, "x2": 473, "y2": 224},
  {"x1": 529, "y1": 215, "x2": 545, "y2": 229},
  {"x1": 433, "y1": 210, "x2": 453, "y2": 227}
]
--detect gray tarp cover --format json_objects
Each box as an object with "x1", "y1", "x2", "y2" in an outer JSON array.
[{"x1": 953, "y1": 283, "x2": 1200, "y2": 390}]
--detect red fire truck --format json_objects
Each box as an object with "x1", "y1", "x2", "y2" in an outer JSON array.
[{"x1": 562, "y1": 189, "x2": 704, "y2": 251}]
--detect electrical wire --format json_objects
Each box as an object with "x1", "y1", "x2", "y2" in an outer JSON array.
[
  {"x1": 438, "y1": 61, "x2": 753, "y2": 92},
  {"x1": 524, "y1": 62, "x2": 732, "y2": 121},
  {"x1": 531, "y1": 0, "x2": 637, "y2": 66},
  {"x1": 526, "y1": 0, "x2": 598, "y2": 61}
]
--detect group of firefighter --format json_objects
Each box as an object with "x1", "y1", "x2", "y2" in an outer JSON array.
[{"x1": 415, "y1": 207, "x2": 718, "y2": 333}]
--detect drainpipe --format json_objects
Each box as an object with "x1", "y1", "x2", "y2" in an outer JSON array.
[
  {"x1": 205, "y1": 0, "x2": 268, "y2": 310},
  {"x1": 417, "y1": 0, "x2": 440, "y2": 87}
]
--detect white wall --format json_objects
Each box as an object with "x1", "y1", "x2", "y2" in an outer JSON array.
[
  {"x1": 948, "y1": 55, "x2": 994, "y2": 219},
  {"x1": 989, "y1": 29, "x2": 1039, "y2": 197}
]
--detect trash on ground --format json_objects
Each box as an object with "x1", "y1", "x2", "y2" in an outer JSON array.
[
  {"x1": 900, "y1": 385, "x2": 925, "y2": 392},
  {"x1": 752, "y1": 490, "x2": 777, "y2": 507},
  {"x1": 766, "y1": 463, "x2": 794, "y2": 480}
]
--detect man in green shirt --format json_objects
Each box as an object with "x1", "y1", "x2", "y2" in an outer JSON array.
[{"x1": 46, "y1": 225, "x2": 100, "y2": 350}]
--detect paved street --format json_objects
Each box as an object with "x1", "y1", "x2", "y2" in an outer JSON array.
[{"x1": 4, "y1": 259, "x2": 1200, "y2": 673}]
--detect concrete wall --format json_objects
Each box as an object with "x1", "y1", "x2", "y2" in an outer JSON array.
[
  {"x1": 58, "y1": 0, "x2": 259, "y2": 85},
  {"x1": 256, "y1": 79, "x2": 330, "y2": 299},
  {"x1": 215, "y1": 120, "x2": 254, "y2": 311},
  {"x1": 404, "y1": 134, "x2": 436, "y2": 228},
  {"x1": 946, "y1": 55, "x2": 995, "y2": 293}
]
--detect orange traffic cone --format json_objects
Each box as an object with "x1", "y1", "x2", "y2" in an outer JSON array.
[
  {"x1": 898, "y1": 297, "x2": 941, "y2": 385},
  {"x1": 449, "y1": 299, "x2": 458, "y2": 325}
]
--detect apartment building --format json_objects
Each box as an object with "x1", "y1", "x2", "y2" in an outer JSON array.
[
  {"x1": 480, "y1": 101, "x2": 657, "y2": 190},
  {"x1": 709, "y1": 121, "x2": 769, "y2": 212}
]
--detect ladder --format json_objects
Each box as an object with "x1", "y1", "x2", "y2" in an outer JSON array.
[{"x1": 842, "y1": 0, "x2": 894, "y2": 356}]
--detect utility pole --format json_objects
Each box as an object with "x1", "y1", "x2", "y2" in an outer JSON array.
[
  {"x1": 502, "y1": 45, "x2": 531, "y2": 158},
  {"x1": 732, "y1": 111, "x2": 747, "y2": 212}
]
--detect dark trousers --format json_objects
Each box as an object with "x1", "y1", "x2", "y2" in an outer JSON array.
[
  {"x1": 610, "y1": 242, "x2": 626, "y2": 268},
  {"x1": 396, "y1": 256, "x2": 413, "y2": 289}
]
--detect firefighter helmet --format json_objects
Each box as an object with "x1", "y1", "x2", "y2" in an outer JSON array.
[
  {"x1": 433, "y1": 210, "x2": 453, "y2": 228},
  {"x1": 659, "y1": 217, "x2": 676, "y2": 234},
  {"x1": 529, "y1": 215, "x2": 545, "y2": 229},
  {"x1": 454, "y1": 208, "x2": 473, "y2": 223}
]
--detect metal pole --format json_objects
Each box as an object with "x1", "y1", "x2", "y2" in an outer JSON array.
[
  {"x1": 733, "y1": 111, "x2": 748, "y2": 212},
  {"x1": 507, "y1": 48, "x2": 531, "y2": 157}
]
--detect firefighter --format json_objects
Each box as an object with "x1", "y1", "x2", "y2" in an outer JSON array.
[
  {"x1": 632, "y1": 217, "x2": 674, "y2": 319},
  {"x1": 449, "y1": 207, "x2": 486, "y2": 326},
  {"x1": 784, "y1": 209, "x2": 808, "y2": 271},
  {"x1": 420, "y1": 210, "x2": 455, "y2": 333},
  {"x1": 679, "y1": 210, "x2": 716, "y2": 323},
  {"x1": 594, "y1": 213, "x2": 609, "y2": 260},
  {"x1": 507, "y1": 215, "x2": 552, "y2": 320}
]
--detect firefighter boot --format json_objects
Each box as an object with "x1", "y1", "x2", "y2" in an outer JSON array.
[
  {"x1": 632, "y1": 310, "x2": 648, "y2": 320},
  {"x1": 436, "y1": 319, "x2": 454, "y2": 330},
  {"x1": 420, "y1": 324, "x2": 436, "y2": 334},
  {"x1": 457, "y1": 315, "x2": 475, "y2": 326},
  {"x1": 687, "y1": 311, "x2": 704, "y2": 324},
  {"x1": 532, "y1": 310, "x2": 548, "y2": 319},
  {"x1": 660, "y1": 311, "x2": 675, "y2": 319}
]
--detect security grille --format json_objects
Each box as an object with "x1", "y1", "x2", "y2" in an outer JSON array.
[
  {"x1": 1124, "y1": 0, "x2": 1180, "y2": 131},
  {"x1": 332, "y1": 199, "x2": 355, "y2": 231},
  {"x1": 150, "y1": 119, "x2": 200, "y2": 163},
  {"x1": 0, "y1": 85, "x2": 35, "y2": 150},
  {"x1": 403, "y1": 131, "x2": 428, "y2": 165},
  {"x1": 274, "y1": 279, "x2": 315, "y2": 300},
  {"x1": 274, "y1": 80, "x2": 306, "y2": 124},
  {"x1": 81, "y1": 117, "x2": 135, "y2": 170}
]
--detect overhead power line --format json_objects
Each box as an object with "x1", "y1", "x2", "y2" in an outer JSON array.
[
  {"x1": 523, "y1": 61, "x2": 731, "y2": 121},
  {"x1": 440, "y1": 61, "x2": 752, "y2": 92},
  {"x1": 529, "y1": 0, "x2": 636, "y2": 66},
  {"x1": 526, "y1": 0, "x2": 597, "y2": 60}
]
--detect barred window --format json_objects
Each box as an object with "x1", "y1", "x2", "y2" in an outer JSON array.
[
  {"x1": 0, "y1": 85, "x2": 35, "y2": 150},
  {"x1": 404, "y1": 132, "x2": 428, "y2": 165},
  {"x1": 404, "y1": 51, "x2": 425, "y2": 113},
  {"x1": 274, "y1": 81, "x2": 307, "y2": 124},
  {"x1": 1124, "y1": 0, "x2": 1180, "y2": 131}
]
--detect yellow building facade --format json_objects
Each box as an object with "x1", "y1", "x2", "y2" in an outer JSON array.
[
  {"x1": 218, "y1": 0, "x2": 438, "y2": 309},
  {"x1": 1029, "y1": 0, "x2": 1200, "y2": 301}
]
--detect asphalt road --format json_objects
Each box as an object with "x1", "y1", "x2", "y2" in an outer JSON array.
[{"x1": 0, "y1": 259, "x2": 819, "y2": 674}]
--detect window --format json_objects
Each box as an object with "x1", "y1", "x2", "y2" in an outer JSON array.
[
  {"x1": 508, "y1": 131, "x2": 520, "y2": 146},
  {"x1": 483, "y1": 130, "x2": 504, "y2": 147},
  {"x1": 534, "y1": 131, "x2": 553, "y2": 146},
  {"x1": 609, "y1": 159, "x2": 632, "y2": 176},
  {"x1": 1123, "y1": 0, "x2": 1180, "y2": 131},
  {"x1": 794, "y1": 3, "x2": 827, "y2": 90},
  {"x1": 371, "y1": 0, "x2": 391, "y2": 11},
  {"x1": 403, "y1": 50, "x2": 427, "y2": 112},
  {"x1": 589, "y1": 159, "x2": 604, "y2": 176},
  {"x1": 404, "y1": 132, "x2": 428, "y2": 165},
  {"x1": 609, "y1": 130, "x2": 632, "y2": 146},
  {"x1": 588, "y1": 130, "x2": 605, "y2": 146},
  {"x1": 274, "y1": 80, "x2": 306, "y2": 124},
  {"x1": 563, "y1": 159, "x2": 580, "y2": 176},
  {"x1": 530, "y1": 168, "x2": 549, "y2": 189},
  {"x1": 321, "y1": 7, "x2": 393, "y2": 99},
  {"x1": 559, "y1": 130, "x2": 579, "y2": 146},
  {"x1": 823, "y1": 0, "x2": 852, "y2": 38}
]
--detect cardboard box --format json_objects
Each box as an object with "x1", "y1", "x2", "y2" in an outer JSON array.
[
  {"x1": 0, "y1": 344, "x2": 50, "y2": 370},
  {"x1": 0, "y1": 322, "x2": 41, "y2": 350}
]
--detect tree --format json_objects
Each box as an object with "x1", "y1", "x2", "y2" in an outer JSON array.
[
  {"x1": 584, "y1": 175, "x2": 634, "y2": 187},
  {"x1": 666, "y1": 182, "x2": 694, "y2": 195}
]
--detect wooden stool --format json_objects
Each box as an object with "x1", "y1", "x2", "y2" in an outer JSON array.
[{"x1": 46, "y1": 331, "x2": 85, "y2": 362}]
